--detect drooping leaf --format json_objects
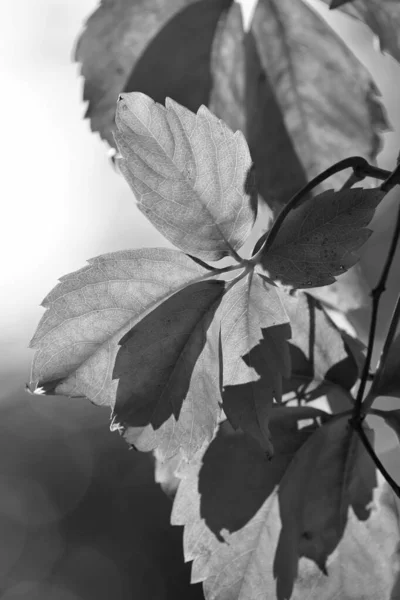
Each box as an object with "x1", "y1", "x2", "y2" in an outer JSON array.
[
  {"x1": 324, "y1": 0, "x2": 400, "y2": 65},
  {"x1": 172, "y1": 413, "x2": 397, "y2": 600},
  {"x1": 370, "y1": 334, "x2": 400, "y2": 399},
  {"x1": 280, "y1": 291, "x2": 360, "y2": 406},
  {"x1": 218, "y1": 273, "x2": 291, "y2": 453},
  {"x1": 75, "y1": 0, "x2": 232, "y2": 145},
  {"x1": 111, "y1": 281, "x2": 224, "y2": 460},
  {"x1": 30, "y1": 249, "x2": 211, "y2": 398},
  {"x1": 249, "y1": 0, "x2": 389, "y2": 197},
  {"x1": 115, "y1": 92, "x2": 257, "y2": 262},
  {"x1": 260, "y1": 187, "x2": 385, "y2": 288},
  {"x1": 209, "y1": 5, "x2": 309, "y2": 212}
]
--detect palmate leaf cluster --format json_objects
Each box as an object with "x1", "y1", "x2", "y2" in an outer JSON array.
[{"x1": 28, "y1": 0, "x2": 400, "y2": 598}]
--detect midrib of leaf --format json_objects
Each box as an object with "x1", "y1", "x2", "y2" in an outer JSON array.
[
  {"x1": 31, "y1": 264, "x2": 223, "y2": 391},
  {"x1": 135, "y1": 103, "x2": 243, "y2": 259},
  {"x1": 265, "y1": 0, "x2": 316, "y2": 172}
]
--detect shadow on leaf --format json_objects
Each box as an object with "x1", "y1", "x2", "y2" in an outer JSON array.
[{"x1": 112, "y1": 281, "x2": 224, "y2": 454}]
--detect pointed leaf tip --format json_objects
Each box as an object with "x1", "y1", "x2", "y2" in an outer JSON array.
[{"x1": 115, "y1": 92, "x2": 257, "y2": 261}]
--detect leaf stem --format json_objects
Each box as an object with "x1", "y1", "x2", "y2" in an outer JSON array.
[
  {"x1": 349, "y1": 415, "x2": 400, "y2": 498},
  {"x1": 353, "y1": 202, "x2": 400, "y2": 417},
  {"x1": 363, "y1": 292, "x2": 400, "y2": 412},
  {"x1": 260, "y1": 157, "x2": 390, "y2": 254},
  {"x1": 381, "y1": 163, "x2": 400, "y2": 193}
]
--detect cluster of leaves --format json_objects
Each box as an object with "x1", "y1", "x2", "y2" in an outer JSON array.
[{"x1": 29, "y1": 0, "x2": 400, "y2": 598}]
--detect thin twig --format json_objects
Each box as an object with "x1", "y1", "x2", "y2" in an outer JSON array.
[
  {"x1": 258, "y1": 157, "x2": 390, "y2": 256},
  {"x1": 353, "y1": 203, "x2": 400, "y2": 417},
  {"x1": 381, "y1": 163, "x2": 400, "y2": 193},
  {"x1": 349, "y1": 416, "x2": 400, "y2": 498},
  {"x1": 363, "y1": 291, "x2": 400, "y2": 412}
]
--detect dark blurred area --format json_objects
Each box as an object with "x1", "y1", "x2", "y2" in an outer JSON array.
[{"x1": 1, "y1": 0, "x2": 400, "y2": 597}]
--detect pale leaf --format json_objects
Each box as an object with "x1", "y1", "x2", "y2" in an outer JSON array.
[
  {"x1": 370, "y1": 334, "x2": 400, "y2": 399},
  {"x1": 115, "y1": 92, "x2": 257, "y2": 261}
]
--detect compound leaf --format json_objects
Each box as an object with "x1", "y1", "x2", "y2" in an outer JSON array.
[
  {"x1": 29, "y1": 249, "x2": 223, "y2": 458},
  {"x1": 75, "y1": 0, "x2": 232, "y2": 145},
  {"x1": 172, "y1": 412, "x2": 397, "y2": 600},
  {"x1": 218, "y1": 273, "x2": 291, "y2": 454},
  {"x1": 260, "y1": 187, "x2": 385, "y2": 288},
  {"x1": 325, "y1": 0, "x2": 400, "y2": 65},
  {"x1": 111, "y1": 280, "x2": 224, "y2": 460},
  {"x1": 115, "y1": 92, "x2": 257, "y2": 262}
]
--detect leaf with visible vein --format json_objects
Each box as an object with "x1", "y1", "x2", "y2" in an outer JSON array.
[
  {"x1": 111, "y1": 281, "x2": 224, "y2": 460},
  {"x1": 260, "y1": 187, "x2": 385, "y2": 288},
  {"x1": 218, "y1": 273, "x2": 291, "y2": 453},
  {"x1": 74, "y1": 0, "x2": 232, "y2": 145},
  {"x1": 30, "y1": 248, "x2": 210, "y2": 399},
  {"x1": 172, "y1": 413, "x2": 399, "y2": 600},
  {"x1": 115, "y1": 92, "x2": 257, "y2": 261}
]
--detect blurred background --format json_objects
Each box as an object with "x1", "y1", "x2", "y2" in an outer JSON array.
[{"x1": 0, "y1": 0, "x2": 399, "y2": 598}]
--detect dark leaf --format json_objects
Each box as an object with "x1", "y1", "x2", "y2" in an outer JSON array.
[
  {"x1": 370, "y1": 334, "x2": 400, "y2": 399},
  {"x1": 280, "y1": 291, "x2": 360, "y2": 404},
  {"x1": 112, "y1": 281, "x2": 224, "y2": 460},
  {"x1": 75, "y1": 0, "x2": 232, "y2": 145},
  {"x1": 115, "y1": 93, "x2": 257, "y2": 261},
  {"x1": 209, "y1": 5, "x2": 308, "y2": 211},
  {"x1": 330, "y1": 0, "x2": 354, "y2": 7},
  {"x1": 323, "y1": 0, "x2": 400, "y2": 65},
  {"x1": 218, "y1": 273, "x2": 291, "y2": 453},
  {"x1": 29, "y1": 249, "x2": 211, "y2": 401},
  {"x1": 249, "y1": 0, "x2": 389, "y2": 201},
  {"x1": 172, "y1": 413, "x2": 396, "y2": 600},
  {"x1": 260, "y1": 187, "x2": 385, "y2": 287}
]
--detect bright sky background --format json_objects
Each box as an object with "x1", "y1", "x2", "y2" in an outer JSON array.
[{"x1": 1, "y1": 0, "x2": 399, "y2": 401}]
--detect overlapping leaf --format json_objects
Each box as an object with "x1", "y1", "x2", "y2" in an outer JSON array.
[
  {"x1": 115, "y1": 92, "x2": 257, "y2": 261},
  {"x1": 218, "y1": 273, "x2": 291, "y2": 453},
  {"x1": 250, "y1": 0, "x2": 389, "y2": 196},
  {"x1": 370, "y1": 333, "x2": 400, "y2": 400},
  {"x1": 260, "y1": 187, "x2": 385, "y2": 287},
  {"x1": 111, "y1": 282, "x2": 224, "y2": 460},
  {"x1": 326, "y1": 0, "x2": 400, "y2": 65},
  {"x1": 172, "y1": 414, "x2": 400, "y2": 600},
  {"x1": 280, "y1": 291, "x2": 361, "y2": 407},
  {"x1": 29, "y1": 249, "x2": 225, "y2": 451},
  {"x1": 75, "y1": 0, "x2": 232, "y2": 145}
]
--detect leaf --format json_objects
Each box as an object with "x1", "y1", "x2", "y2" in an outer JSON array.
[
  {"x1": 111, "y1": 281, "x2": 224, "y2": 460},
  {"x1": 218, "y1": 273, "x2": 291, "y2": 453},
  {"x1": 280, "y1": 291, "x2": 361, "y2": 405},
  {"x1": 370, "y1": 334, "x2": 400, "y2": 399},
  {"x1": 172, "y1": 414, "x2": 399, "y2": 600},
  {"x1": 29, "y1": 248, "x2": 211, "y2": 399},
  {"x1": 115, "y1": 92, "x2": 257, "y2": 262},
  {"x1": 75, "y1": 0, "x2": 232, "y2": 145},
  {"x1": 249, "y1": 0, "x2": 389, "y2": 197},
  {"x1": 209, "y1": 5, "x2": 308, "y2": 212},
  {"x1": 374, "y1": 409, "x2": 400, "y2": 445},
  {"x1": 324, "y1": 0, "x2": 400, "y2": 65},
  {"x1": 172, "y1": 407, "x2": 399, "y2": 600},
  {"x1": 260, "y1": 187, "x2": 385, "y2": 288}
]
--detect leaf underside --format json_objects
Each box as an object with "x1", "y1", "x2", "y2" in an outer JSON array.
[{"x1": 115, "y1": 92, "x2": 257, "y2": 262}]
